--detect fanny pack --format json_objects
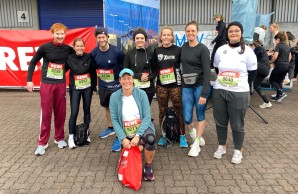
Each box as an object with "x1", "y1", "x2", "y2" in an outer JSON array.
[{"x1": 182, "y1": 73, "x2": 199, "y2": 85}]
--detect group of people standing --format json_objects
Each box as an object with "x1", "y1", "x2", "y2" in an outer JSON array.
[{"x1": 27, "y1": 17, "x2": 293, "y2": 181}]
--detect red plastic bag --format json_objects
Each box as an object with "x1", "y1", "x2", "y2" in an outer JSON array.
[{"x1": 117, "y1": 146, "x2": 142, "y2": 190}]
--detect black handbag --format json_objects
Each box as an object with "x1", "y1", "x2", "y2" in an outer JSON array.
[
  {"x1": 74, "y1": 123, "x2": 90, "y2": 146},
  {"x1": 182, "y1": 73, "x2": 199, "y2": 85}
]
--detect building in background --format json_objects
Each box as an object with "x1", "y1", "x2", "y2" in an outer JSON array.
[
  {"x1": 0, "y1": 0, "x2": 104, "y2": 30},
  {"x1": 159, "y1": 0, "x2": 298, "y2": 47}
]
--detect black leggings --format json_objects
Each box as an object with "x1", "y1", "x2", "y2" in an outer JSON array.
[
  {"x1": 69, "y1": 88, "x2": 92, "y2": 134},
  {"x1": 294, "y1": 57, "x2": 298, "y2": 78},
  {"x1": 254, "y1": 63, "x2": 270, "y2": 103},
  {"x1": 269, "y1": 62, "x2": 289, "y2": 96}
]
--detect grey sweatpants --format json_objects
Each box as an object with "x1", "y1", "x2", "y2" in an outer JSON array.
[{"x1": 212, "y1": 89, "x2": 250, "y2": 150}]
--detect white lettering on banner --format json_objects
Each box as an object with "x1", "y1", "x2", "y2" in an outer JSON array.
[
  {"x1": 0, "y1": 47, "x2": 41, "y2": 71},
  {"x1": 0, "y1": 47, "x2": 18, "y2": 70},
  {"x1": 174, "y1": 31, "x2": 215, "y2": 47}
]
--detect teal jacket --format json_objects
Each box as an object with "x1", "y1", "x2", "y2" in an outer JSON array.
[{"x1": 109, "y1": 87, "x2": 155, "y2": 142}]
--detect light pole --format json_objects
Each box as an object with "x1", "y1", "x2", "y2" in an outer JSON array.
[
  {"x1": 119, "y1": 20, "x2": 124, "y2": 35},
  {"x1": 124, "y1": 24, "x2": 128, "y2": 34},
  {"x1": 110, "y1": 14, "x2": 117, "y2": 34}
]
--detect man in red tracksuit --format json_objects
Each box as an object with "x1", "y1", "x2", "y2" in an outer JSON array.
[{"x1": 27, "y1": 23, "x2": 73, "y2": 156}]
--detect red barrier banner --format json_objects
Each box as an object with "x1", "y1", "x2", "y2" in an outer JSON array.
[{"x1": 0, "y1": 27, "x2": 96, "y2": 87}]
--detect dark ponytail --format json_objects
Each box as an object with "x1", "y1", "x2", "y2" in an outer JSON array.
[{"x1": 239, "y1": 37, "x2": 245, "y2": 54}]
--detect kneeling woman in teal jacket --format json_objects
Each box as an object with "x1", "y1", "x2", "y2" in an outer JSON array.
[{"x1": 109, "y1": 68, "x2": 156, "y2": 181}]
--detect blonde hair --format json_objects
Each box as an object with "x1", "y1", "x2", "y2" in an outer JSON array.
[
  {"x1": 159, "y1": 26, "x2": 175, "y2": 43},
  {"x1": 50, "y1": 23, "x2": 67, "y2": 33},
  {"x1": 270, "y1": 23, "x2": 280, "y2": 31},
  {"x1": 260, "y1": 25, "x2": 267, "y2": 30}
]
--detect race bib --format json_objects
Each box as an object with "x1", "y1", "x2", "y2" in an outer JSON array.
[
  {"x1": 46, "y1": 63, "x2": 64, "y2": 79},
  {"x1": 124, "y1": 118, "x2": 141, "y2": 137},
  {"x1": 217, "y1": 71, "x2": 240, "y2": 87},
  {"x1": 159, "y1": 67, "x2": 176, "y2": 85},
  {"x1": 97, "y1": 69, "x2": 114, "y2": 82},
  {"x1": 134, "y1": 73, "x2": 150, "y2": 88},
  {"x1": 74, "y1": 73, "x2": 91, "y2": 90}
]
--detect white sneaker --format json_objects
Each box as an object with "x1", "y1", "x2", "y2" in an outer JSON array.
[
  {"x1": 190, "y1": 137, "x2": 205, "y2": 147},
  {"x1": 271, "y1": 94, "x2": 276, "y2": 98},
  {"x1": 54, "y1": 140, "x2": 67, "y2": 149},
  {"x1": 199, "y1": 137, "x2": 205, "y2": 146},
  {"x1": 189, "y1": 128, "x2": 196, "y2": 141},
  {"x1": 68, "y1": 136, "x2": 76, "y2": 149},
  {"x1": 231, "y1": 150, "x2": 243, "y2": 164},
  {"x1": 188, "y1": 140, "x2": 201, "y2": 157},
  {"x1": 259, "y1": 102, "x2": 272, "y2": 109},
  {"x1": 213, "y1": 145, "x2": 227, "y2": 159},
  {"x1": 87, "y1": 136, "x2": 91, "y2": 143}
]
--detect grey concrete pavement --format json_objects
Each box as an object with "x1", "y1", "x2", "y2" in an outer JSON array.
[{"x1": 0, "y1": 85, "x2": 297, "y2": 193}]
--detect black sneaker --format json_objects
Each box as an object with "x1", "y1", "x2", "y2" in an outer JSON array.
[
  {"x1": 277, "y1": 93, "x2": 287, "y2": 102},
  {"x1": 270, "y1": 96, "x2": 278, "y2": 101},
  {"x1": 270, "y1": 93, "x2": 287, "y2": 102},
  {"x1": 143, "y1": 165, "x2": 155, "y2": 181}
]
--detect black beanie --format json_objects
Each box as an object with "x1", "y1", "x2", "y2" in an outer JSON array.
[
  {"x1": 227, "y1": 21, "x2": 243, "y2": 34},
  {"x1": 94, "y1": 27, "x2": 108, "y2": 37},
  {"x1": 132, "y1": 28, "x2": 148, "y2": 41}
]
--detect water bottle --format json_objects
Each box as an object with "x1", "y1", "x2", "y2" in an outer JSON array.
[{"x1": 176, "y1": 68, "x2": 181, "y2": 85}]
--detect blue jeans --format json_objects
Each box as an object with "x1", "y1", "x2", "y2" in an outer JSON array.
[{"x1": 182, "y1": 86, "x2": 211, "y2": 125}]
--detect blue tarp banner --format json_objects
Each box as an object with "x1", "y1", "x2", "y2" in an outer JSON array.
[
  {"x1": 255, "y1": 12, "x2": 274, "y2": 28},
  {"x1": 255, "y1": 12, "x2": 275, "y2": 41},
  {"x1": 231, "y1": 0, "x2": 258, "y2": 43}
]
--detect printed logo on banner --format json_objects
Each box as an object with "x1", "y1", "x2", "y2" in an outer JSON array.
[
  {"x1": 0, "y1": 27, "x2": 96, "y2": 87},
  {"x1": 174, "y1": 31, "x2": 215, "y2": 47}
]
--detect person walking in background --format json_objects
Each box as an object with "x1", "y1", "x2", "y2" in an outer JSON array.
[
  {"x1": 290, "y1": 41, "x2": 298, "y2": 82},
  {"x1": 253, "y1": 24, "x2": 267, "y2": 46},
  {"x1": 110, "y1": 68, "x2": 157, "y2": 181},
  {"x1": 66, "y1": 38, "x2": 97, "y2": 149},
  {"x1": 210, "y1": 14, "x2": 227, "y2": 68},
  {"x1": 123, "y1": 27, "x2": 157, "y2": 105},
  {"x1": 152, "y1": 26, "x2": 187, "y2": 148},
  {"x1": 91, "y1": 27, "x2": 124, "y2": 152},
  {"x1": 180, "y1": 20, "x2": 211, "y2": 157},
  {"x1": 268, "y1": 23, "x2": 280, "y2": 56},
  {"x1": 212, "y1": 21, "x2": 257, "y2": 164},
  {"x1": 248, "y1": 39, "x2": 272, "y2": 109},
  {"x1": 269, "y1": 32, "x2": 292, "y2": 102},
  {"x1": 286, "y1": 31, "x2": 296, "y2": 81},
  {"x1": 27, "y1": 23, "x2": 73, "y2": 156}
]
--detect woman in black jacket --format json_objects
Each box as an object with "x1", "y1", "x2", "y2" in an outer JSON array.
[
  {"x1": 123, "y1": 27, "x2": 157, "y2": 105},
  {"x1": 210, "y1": 14, "x2": 227, "y2": 68},
  {"x1": 66, "y1": 38, "x2": 97, "y2": 149},
  {"x1": 249, "y1": 39, "x2": 272, "y2": 108}
]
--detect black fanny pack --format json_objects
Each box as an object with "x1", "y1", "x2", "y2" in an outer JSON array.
[{"x1": 182, "y1": 73, "x2": 199, "y2": 85}]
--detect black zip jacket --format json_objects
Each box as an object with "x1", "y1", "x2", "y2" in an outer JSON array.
[
  {"x1": 65, "y1": 52, "x2": 97, "y2": 91},
  {"x1": 123, "y1": 47, "x2": 157, "y2": 93},
  {"x1": 211, "y1": 20, "x2": 227, "y2": 45}
]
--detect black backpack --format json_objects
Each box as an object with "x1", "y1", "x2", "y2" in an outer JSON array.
[
  {"x1": 161, "y1": 107, "x2": 180, "y2": 147},
  {"x1": 74, "y1": 123, "x2": 90, "y2": 146}
]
